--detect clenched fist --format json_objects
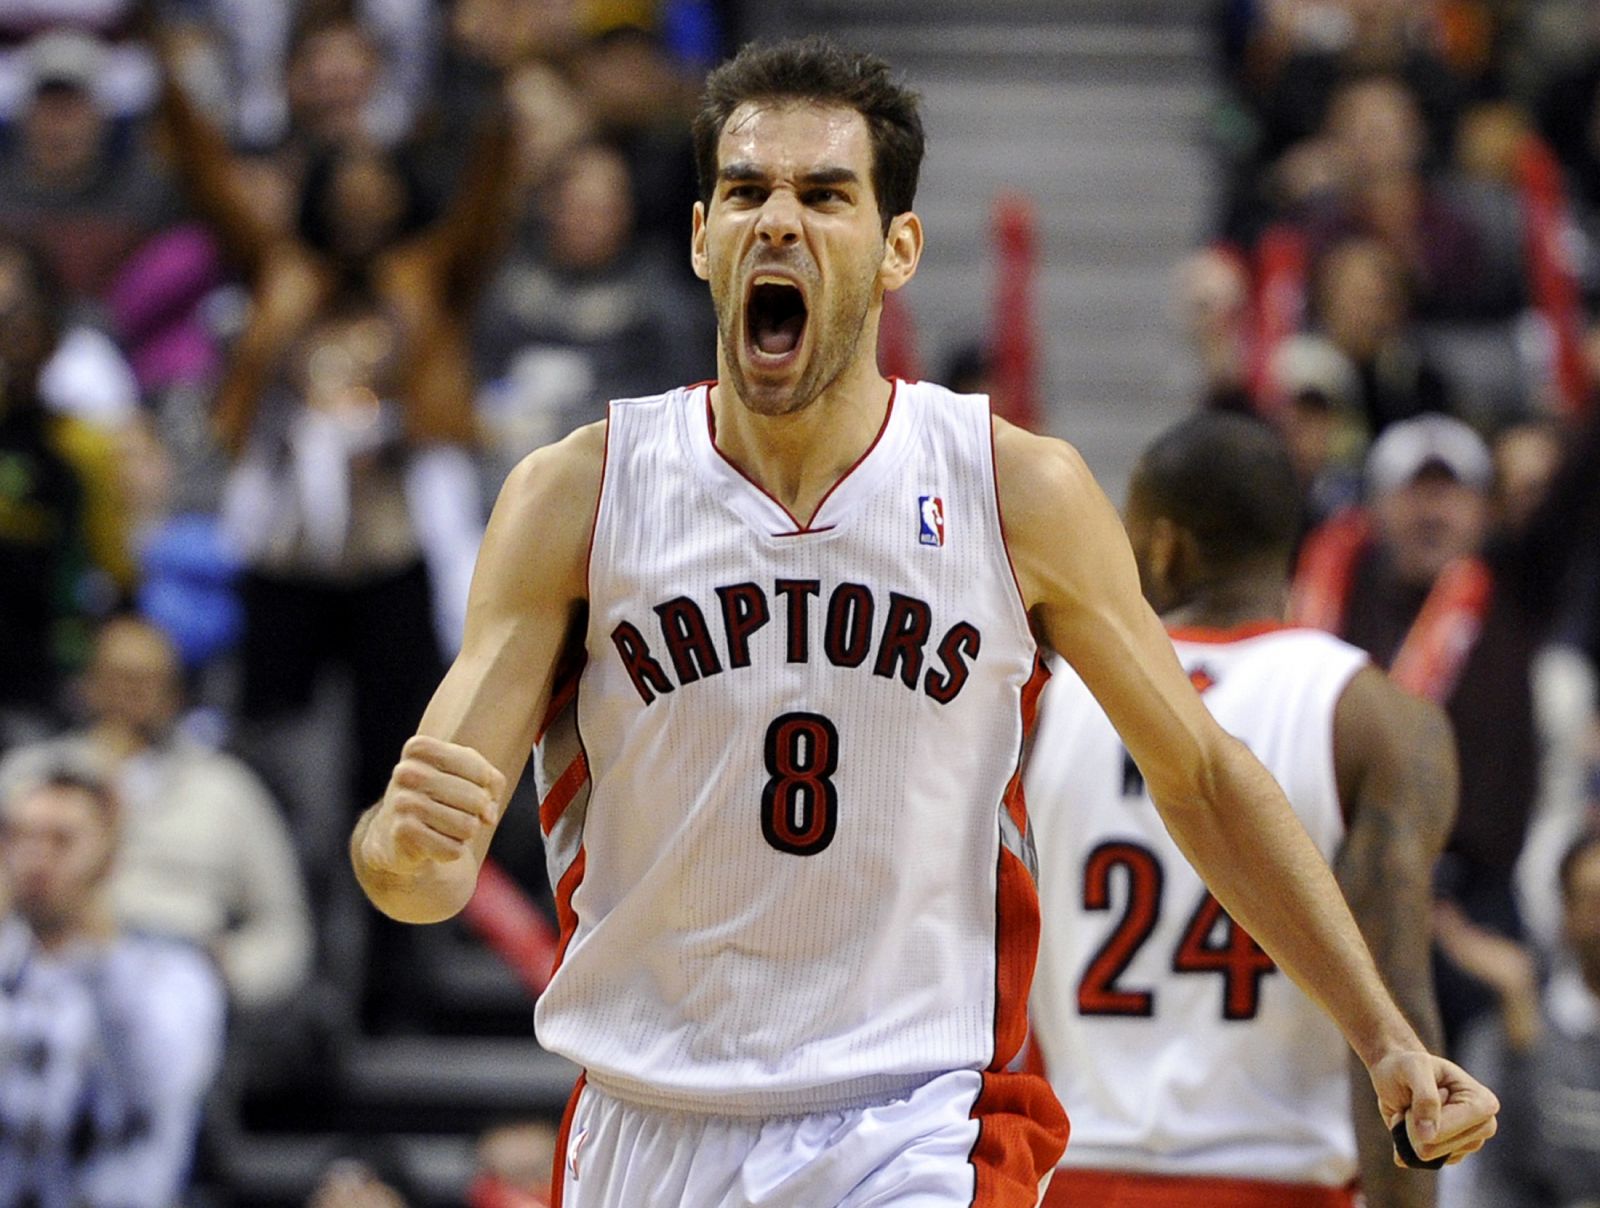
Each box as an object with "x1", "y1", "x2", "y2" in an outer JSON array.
[{"x1": 354, "y1": 735, "x2": 508, "y2": 922}]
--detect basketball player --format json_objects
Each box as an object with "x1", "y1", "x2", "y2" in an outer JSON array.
[
  {"x1": 350, "y1": 39, "x2": 1497, "y2": 1207},
  {"x1": 1028, "y1": 414, "x2": 1454, "y2": 1208}
]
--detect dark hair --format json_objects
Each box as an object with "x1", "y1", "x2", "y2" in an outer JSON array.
[
  {"x1": 8, "y1": 765, "x2": 117, "y2": 819},
  {"x1": 287, "y1": 0, "x2": 368, "y2": 67},
  {"x1": 692, "y1": 37, "x2": 924, "y2": 233},
  {"x1": 1559, "y1": 829, "x2": 1600, "y2": 900},
  {"x1": 1131, "y1": 412, "x2": 1304, "y2": 571},
  {"x1": 295, "y1": 146, "x2": 431, "y2": 259}
]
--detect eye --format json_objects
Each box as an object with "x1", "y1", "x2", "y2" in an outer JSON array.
[
  {"x1": 806, "y1": 188, "x2": 844, "y2": 206},
  {"x1": 725, "y1": 184, "x2": 765, "y2": 204}
]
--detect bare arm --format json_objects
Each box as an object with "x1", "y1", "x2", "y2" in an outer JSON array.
[
  {"x1": 148, "y1": 27, "x2": 281, "y2": 278},
  {"x1": 351, "y1": 421, "x2": 604, "y2": 922},
  {"x1": 994, "y1": 418, "x2": 1497, "y2": 1163},
  {"x1": 1333, "y1": 668, "x2": 1456, "y2": 1205}
]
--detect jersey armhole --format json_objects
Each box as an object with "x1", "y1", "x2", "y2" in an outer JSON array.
[
  {"x1": 983, "y1": 402, "x2": 1037, "y2": 643},
  {"x1": 583, "y1": 410, "x2": 614, "y2": 606}
]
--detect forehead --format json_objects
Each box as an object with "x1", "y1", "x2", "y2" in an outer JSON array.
[
  {"x1": 3, "y1": 786, "x2": 101, "y2": 834},
  {"x1": 717, "y1": 101, "x2": 873, "y2": 178}
]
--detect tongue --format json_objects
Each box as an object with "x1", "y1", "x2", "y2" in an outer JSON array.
[{"x1": 756, "y1": 313, "x2": 805, "y2": 356}]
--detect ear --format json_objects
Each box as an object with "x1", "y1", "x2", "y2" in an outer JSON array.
[
  {"x1": 690, "y1": 200, "x2": 710, "y2": 282},
  {"x1": 1145, "y1": 515, "x2": 1183, "y2": 592},
  {"x1": 879, "y1": 211, "x2": 923, "y2": 293}
]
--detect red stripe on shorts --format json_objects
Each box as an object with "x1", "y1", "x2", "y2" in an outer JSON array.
[
  {"x1": 1042, "y1": 1168, "x2": 1358, "y2": 1208},
  {"x1": 968, "y1": 1070, "x2": 1070, "y2": 1207},
  {"x1": 550, "y1": 1073, "x2": 586, "y2": 1208}
]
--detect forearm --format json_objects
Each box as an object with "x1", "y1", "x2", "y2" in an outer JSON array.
[
  {"x1": 350, "y1": 803, "x2": 483, "y2": 924},
  {"x1": 1156, "y1": 737, "x2": 1421, "y2": 1067}
]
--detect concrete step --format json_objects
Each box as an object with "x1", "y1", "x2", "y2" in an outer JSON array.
[{"x1": 340, "y1": 1037, "x2": 578, "y2": 1114}]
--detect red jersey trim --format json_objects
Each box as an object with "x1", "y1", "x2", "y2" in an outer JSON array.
[{"x1": 985, "y1": 405, "x2": 1031, "y2": 623}]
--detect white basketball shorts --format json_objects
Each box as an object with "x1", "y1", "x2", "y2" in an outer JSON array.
[{"x1": 551, "y1": 1068, "x2": 1064, "y2": 1207}]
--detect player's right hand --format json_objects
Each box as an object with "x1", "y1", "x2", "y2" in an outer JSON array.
[
  {"x1": 363, "y1": 735, "x2": 507, "y2": 876},
  {"x1": 1369, "y1": 1049, "x2": 1500, "y2": 1167}
]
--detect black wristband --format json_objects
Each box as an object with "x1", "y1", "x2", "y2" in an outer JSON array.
[{"x1": 1392, "y1": 1119, "x2": 1447, "y2": 1170}]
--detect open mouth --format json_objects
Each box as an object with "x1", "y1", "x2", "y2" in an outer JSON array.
[{"x1": 746, "y1": 276, "x2": 808, "y2": 360}]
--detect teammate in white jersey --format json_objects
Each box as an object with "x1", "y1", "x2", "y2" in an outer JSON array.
[
  {"x1": 1028, "y1": 414, "x2": 1456, "y2": 1208},
  {"x1": 349, "y1": 38, "x2": 1496, "y2": 1208}
]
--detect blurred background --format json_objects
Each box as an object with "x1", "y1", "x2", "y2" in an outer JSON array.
[{"x1": 0, "y1": 1, "x2": 1598, "y2": 1205}]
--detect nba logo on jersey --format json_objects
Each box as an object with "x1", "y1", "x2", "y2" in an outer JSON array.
[{"x1": 919, "y1": 495, "x2": 945, "y2": 546}]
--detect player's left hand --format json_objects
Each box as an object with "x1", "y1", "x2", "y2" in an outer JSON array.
[{"x1": 1368, "y1": 1050, "x2": 1500, "y2": 1167}]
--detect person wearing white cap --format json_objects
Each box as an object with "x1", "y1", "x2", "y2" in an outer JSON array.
[
  {"x1": 1293, "y1": 409, "x2": 1600, "y2": 1048},
  {"x1": 0, "y1": 27, "x2": 177, "y2": 299}
]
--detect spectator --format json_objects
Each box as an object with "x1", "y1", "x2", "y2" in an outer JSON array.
[
  {"x1": 570, "y1": 24, "x2": 701, "y2": 252},
  {"x1": 202, "y1": 0, "x2": 437, "y2": 151},
  {"x1": 0, "y1": 237, "x2": 96, "y2": 744},
  {"x1": 474, "y1": 139, "x2": 713, "y2": 471},
  {"x1": 1438, "y1": 829, "x2": 1600, "y2": 1206},
  {"x1": 0, "y1": 615, "x2": 314, "y2": 1009},
  {"x1": 469, "y1": 1120, "x2": 557, "y2": 1208},
  {"x1": 1213, "y1": 0, "x2": 1469, "y2": 245},
  {"x1": 304, "y1": 1150, "x2": 416, "y2": 1208},
  {"x1": 1290, "y1": 74, "x2": 1500, "y2": 320},
  {"x1": 1294, "y1": 409, "x2": 1600, "y2": 1043},
  {"x1": 0, "y1": 767, "x2": 225, "y2": 1208},
  {"x1": 149, "y1": 18, "x2": 518, "y2": 774},
  {"x1": 1312, "y1": 235, "x2": 1454, "y2": 436},
  {"x1": 0, "y1": 28, "x2": 178, "y2": 300}
]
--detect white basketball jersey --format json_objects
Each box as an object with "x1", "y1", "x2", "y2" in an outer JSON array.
[
  {"x1": 534, "y1": 381, "x2": 1044, "y2": 1115},
  {"x1": 1027, "y1": 625, "x2": 1369, "y2": 1184}
]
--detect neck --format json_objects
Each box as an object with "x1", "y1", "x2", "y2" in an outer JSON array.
[
  {"x1": 91, "y1": 721, "x2": 153, "y2": 761},
  {"x1": 30, "y1": 901, "x2": 114, "y2": 953},
  {"x1": 1161, "y1": 576, "x2": 1289, "y2": 632},
  {"x1": 710, "y1": 337, "x2": 891, "y2": 526}
]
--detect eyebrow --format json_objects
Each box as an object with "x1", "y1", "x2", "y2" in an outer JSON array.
[{"x1": 718, "y1": 163, "x2": 862, "y2": 188}]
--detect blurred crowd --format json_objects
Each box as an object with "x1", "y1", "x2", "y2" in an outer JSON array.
[
  {"x1": 1199, "y1": 2, "x2": 1600, "y2": 1204},
  {"x1": 10, "y1": 0, "x2": 1600, "y2": 1204},
  {"x1": 0, "y1": 0, "x2": 722, "y2": 1204}
]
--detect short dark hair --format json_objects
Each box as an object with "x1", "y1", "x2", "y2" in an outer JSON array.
[
  {"x1": 1131, "y1": 412, "x2": 1304, "y2": 571},
  {"x1": 692, "y1": 37, "x2": 925, "y2": 234},
  {"x1": 6, "y1": 765, "x2": 116, "y2": 820}
]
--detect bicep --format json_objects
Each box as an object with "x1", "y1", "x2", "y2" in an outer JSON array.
[
  {"x1": 1333, "y1": 670, "x2": 1456, "y2": 900},
  {"x1": 413, "y1": 429, "x2": 600, "y2": 794}
]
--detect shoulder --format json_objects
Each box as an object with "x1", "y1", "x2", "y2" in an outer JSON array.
[
  {"x1": 1336, "y1": 664, "x2": 1452, "y2": 754},
  {"x1": 990, "y1": 416, "x2": 1127, "y2": 612},
  {"x1": 991, "y1": 416, "x2": 1098, "y2": 509},
  {"x1": 496, "y1": 419, "x2": 607, "y2": 524},
  {"x1": 1334, "y1": 664, "x2": 1457, "y2": 819},
  {"x1": 477, "y1": 420, "x2": 608, "y2": 600}
]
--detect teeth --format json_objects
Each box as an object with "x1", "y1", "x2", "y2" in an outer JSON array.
[{"x1": 753, "y1": 275, "x2": 795, "y2": 288}]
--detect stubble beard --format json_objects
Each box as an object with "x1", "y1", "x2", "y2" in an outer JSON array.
[{"x1": 712, "y1": 257, "x2": 879, "y2": 419}]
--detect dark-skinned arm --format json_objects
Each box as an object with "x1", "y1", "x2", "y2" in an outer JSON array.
[
  {"x1": 407, "y1": 85, "x2": 518, "y2": 304},
  {"x1": 142, "y1": 7, "x2": 281, "y2": 279},
  {"x1": 1333, "y1": 667, "x2": 1456, "y2": 1204}
]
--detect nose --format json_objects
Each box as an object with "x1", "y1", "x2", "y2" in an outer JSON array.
[{"x1": 755, "y1": 189, "x2": 801, "y2": 247}]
